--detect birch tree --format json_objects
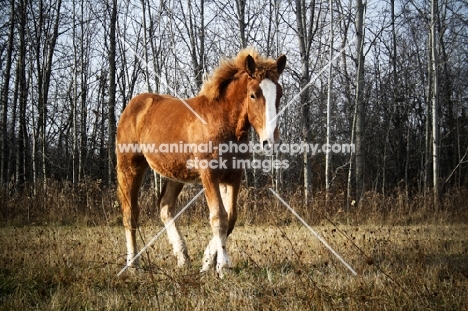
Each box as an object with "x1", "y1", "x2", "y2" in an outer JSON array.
[
  {"x1": 354, "y1": 0, "x2": 365, "y2": 203},
  {"x1": 431, "y1": 0, "x2": 440, "y2": 205},
  {"x1": 294, "y1": 0, "x2": 319, "y2": 206},
  {"x1": 325, "y1": 0, "x2": 334, "y2": 199}
]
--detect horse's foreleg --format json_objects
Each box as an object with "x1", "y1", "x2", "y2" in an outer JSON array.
[
  {"x1": 222, "y1": 176, "x2": 241, "y2": 237},
  {"x1": 159, "y1": 179, "x2": 189, "y2": 267},
  {"x1": 200, "y1": 237, "x2": 217, "y2": 272},
  {"x1": 200, "y1": 173, "x2": 231, "y2": 277},
  {"x1": 117, "y1": 157, "x2": 147, "y2": 269},
  {"x1": 200, "y1": 179, "x2": 240, "y2": 274}
]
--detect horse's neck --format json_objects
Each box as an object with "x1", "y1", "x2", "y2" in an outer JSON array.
[
  {"x1": 235, "y1": 104, "x2": 250, "y2": 141},
  {"x1": 216, "y1": 78, "x2": 250, "y2": 141}
]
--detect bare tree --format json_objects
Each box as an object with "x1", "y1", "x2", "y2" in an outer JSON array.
[
  {"x1": 0, "y1": 0, "x2": 15, "y2": 185},
  {"x1": 140, "y1": 0, "x2": 152, "y2": 92},
  {"x1": 15, "y1": 0, "x2": 29, "y2": 187},
  {"x1": 107, "y1": 0, "x2": 118, "y2": 185},
  {"x1": 325, "y1": 0, "x2": 334, "y2": 200},
  {"x1": 431, "y1": 0, "x2": 440, "y2": 206},
  {"x1": 236, "y1": 0, "x2": 247, "y2": 48},
  {"x1": 29, "y1": 0, "x2": 63, "y2": 191},
  {"x1": 171, "y1": 0, "x2": 206, "y2": 91},
  {"x1": 354, "y1": 0, "x2": 365, "y2": 203},
  {"x1": 294, "y1": 0, "x2": 319, "y2": 207}
]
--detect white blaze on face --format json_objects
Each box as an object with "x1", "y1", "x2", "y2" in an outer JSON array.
[{"x1": 259, "y1": 78, "x2": 277, "y2": 146}]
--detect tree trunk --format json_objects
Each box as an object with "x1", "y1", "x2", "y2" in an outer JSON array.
[
  {"x1": 354, "y1": 0, "x2": 365, "y2": 203},
  {"x1": 325, "y1": 0, "x2": 334, "y2": 201},
  {"x1": 294, "y1": 0, "x2": 316, "y2": 207},
  {"x1": 16, "y1": 0, "x2": 28, "y2": 187},
  {"x1": 148, "y1": 2, "x2": 166, "y2": 194},
  {"x1": 188, "y1": 0, "x2": 205, "y2": 89},
  {"x1": 149, "y1": 3, "x2": 163, "y2": 95},
  {"x1": 431, "y1": 0, "x2": 440, "y2": 207},
  {"x1": 236, "y1": 0, "x2": 247, "y2": 48},
  {"x1": 425, "y1": 34, "x2": 432, "y2": 192},
  {"x1": 141, "y1": 0, "x2": 152, "y2": 92},
  {"x1": 72, "y1": 0, "x2": 79, "y2": 184},
  {"x1": 79, "y1": 8, "x2": 88, "y2": 182},
  {"x1": 1, "y1": 0, "x2": 15, "y2": 185},
  {"x1": 347, "y1": 103, "x2": 357, "y2": 210},
  {"x1": 108, "y1": 0, "x2": 118, "y2": 185},
  {"x1": 33, "y1": 0, "x2": 62, "y2": 190}
]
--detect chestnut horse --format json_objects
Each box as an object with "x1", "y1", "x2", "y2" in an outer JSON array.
[{"x1": 116, "y1": 48, "x2": 286, "y2": 277}]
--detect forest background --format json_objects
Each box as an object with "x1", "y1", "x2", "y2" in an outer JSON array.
[{"x1": 0, "y1": 0, "x2": 467, "y2": 222}]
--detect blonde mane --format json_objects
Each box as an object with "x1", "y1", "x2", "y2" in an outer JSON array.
[{"x1": 199, "y1": 47, "x2": 281, "y2": 101}]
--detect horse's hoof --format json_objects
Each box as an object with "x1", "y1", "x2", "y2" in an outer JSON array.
[
  {"x1": 216, "y1": 264, "x2": 232, "y2": 279},
  {"x1": 200, "y1": 258, "x2": 215, "y2": 273},
  {"x1": 216, "y1": 252, "x2": 231, "y2": 278},
  {"x1": 176, "y1": 252, "x2": 191, "y2": 268}
]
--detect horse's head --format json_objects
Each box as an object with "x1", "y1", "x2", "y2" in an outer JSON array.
[{"x1": 244, "y1": 54, "x2": 287, "y2": 151}]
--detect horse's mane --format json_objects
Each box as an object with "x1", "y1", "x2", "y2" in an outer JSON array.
[{"x1": 199, "y1": 47, "x2": 281, "y2": 101}]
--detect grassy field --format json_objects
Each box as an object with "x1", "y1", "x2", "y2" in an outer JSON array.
[{"x1": 1, "y1": 219, "x2": 467, "y2": 310}]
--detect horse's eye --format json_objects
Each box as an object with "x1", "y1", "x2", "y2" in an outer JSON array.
[{"x1": 250, "y1": 94, "x2": 255, "y2": 99}]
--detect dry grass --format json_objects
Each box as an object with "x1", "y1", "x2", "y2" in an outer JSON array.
[
  {"x1": 1, "y1": 182, "x2": 468, "y2": 310},
  {"x1": 1, "y1": 221, "x2": 467, "y2": 310}
]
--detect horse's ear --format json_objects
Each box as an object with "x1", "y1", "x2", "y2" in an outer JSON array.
[
  {"x1": 245, "y1": 55, "x2": 256, "y2": 77},
  {"x1": 276, "y1": 55, "x2": 287, "y2": 75}
]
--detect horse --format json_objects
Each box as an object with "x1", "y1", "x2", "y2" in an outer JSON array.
[{"x1": 116, "y1": 48, "x2": 286, "y2": 277}]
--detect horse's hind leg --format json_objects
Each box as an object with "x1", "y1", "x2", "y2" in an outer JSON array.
[
  {"x1": 159, "y1": 179, "x2": 189, "y2": 267},
  {"x1": 117, "y1": 155, "x2": 148, "y2": 268}
]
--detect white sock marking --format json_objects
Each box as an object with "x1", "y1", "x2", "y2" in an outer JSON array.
[{"x1": 117, "y1": 188, "x2": 205, "y2": 276}]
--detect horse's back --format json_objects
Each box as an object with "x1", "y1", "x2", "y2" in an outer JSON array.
[
  {"x1": 117, "y1": 93, "x2": 175, "y2": 142},
  {"x1": 121, "y1": 93, "x2": 175, "y2": 120}
]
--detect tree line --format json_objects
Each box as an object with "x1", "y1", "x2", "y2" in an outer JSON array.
[{"x1": 0, "y1": 0, "x2": 467, "y2": 206}]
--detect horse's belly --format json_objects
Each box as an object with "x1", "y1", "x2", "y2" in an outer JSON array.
[{"x1": 144, "y1": 153, "x2": 201, "y2": 183}]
